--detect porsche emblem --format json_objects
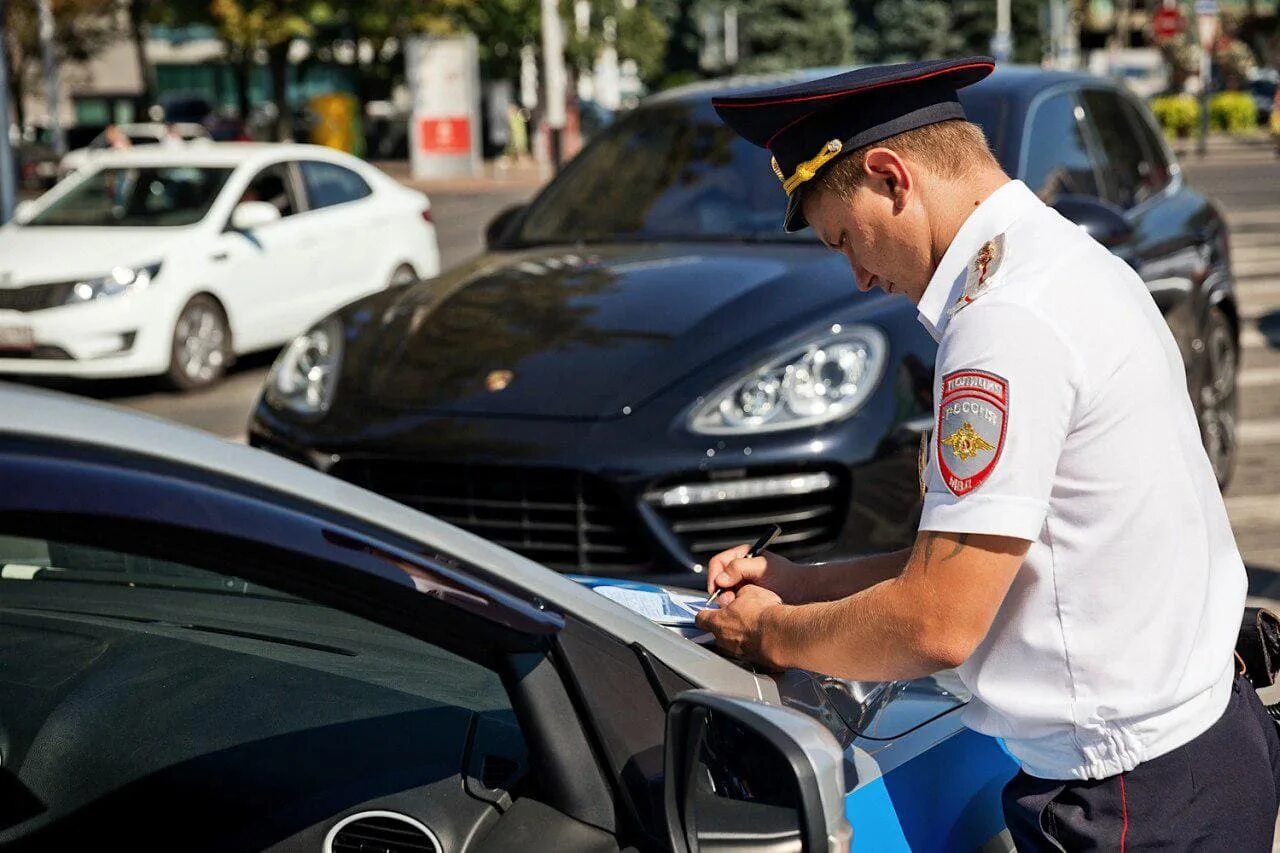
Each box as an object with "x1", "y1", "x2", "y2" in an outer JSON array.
[
  {"x1": 485, "y1": 370, "x2": 514, "y2": 392},
  {"x1": 941, "y1": 422, "x2": 995, "y2": 462},
  {"x1": 936, "y1": 370, "x2": 1008, "y2": 497}
]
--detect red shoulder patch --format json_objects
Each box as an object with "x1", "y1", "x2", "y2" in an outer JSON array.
[{"x1": 936, "y1": 370, "x2": 1008, "y2": 497}]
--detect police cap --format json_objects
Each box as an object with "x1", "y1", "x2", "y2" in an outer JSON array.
[{"x1": 712, "y1": 57, "x2": 995, "y2": 232}]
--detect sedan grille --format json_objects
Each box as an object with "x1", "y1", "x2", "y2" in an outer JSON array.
[
  {"x1": 0, "y1": 282, "x2": 73, "y2": 313},
  {"x1": 331, "y1": 460, "x2": 654, "y2": 574},
  {"x1": 646, "y1": 468, "x2": 846, "y2": 567}
]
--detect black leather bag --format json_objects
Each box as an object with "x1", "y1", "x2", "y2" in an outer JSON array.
[{"x1": 1236, "y1": 606, "x2": 1280, "y2": 690}]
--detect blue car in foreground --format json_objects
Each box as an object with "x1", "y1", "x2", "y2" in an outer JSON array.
[{"x1": 0, "y1": 383, "x2": 1015, "y2": 851}]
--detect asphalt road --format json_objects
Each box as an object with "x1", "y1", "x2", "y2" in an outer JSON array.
[{"x1": 18, "y1": 143, "x2": 1280, "y2": 592}]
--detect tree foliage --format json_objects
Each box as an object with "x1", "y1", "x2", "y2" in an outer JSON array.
[
  {"x1": 2, "y1": 0, "x2": 119, "y2": 125},
  {"x1": 738, "y1": 0, "x2": 854, "y2": 73},
  {"x1": 850, "y1": 0, "x2": 960, "y2": 63}
]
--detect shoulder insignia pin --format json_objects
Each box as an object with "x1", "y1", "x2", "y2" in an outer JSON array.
[{"x1": 947, "y1": 232, "x2": 1006, "y2": 318}]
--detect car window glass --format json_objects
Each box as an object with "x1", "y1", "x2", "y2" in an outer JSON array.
[
  {"x1": 1022, "y1": 92, "x2": 1099, "y2": 202},
  {"x1": 0, "y1": 531, "x2": 518, "y2": 818},
  {"x1": 300, "y1": 160, "x2": 373, "y2": 209},
  {"x1": 239, "y1": 162, "x2": 299, "y2": 217},
  {"x1": 25, "y1": 166, "x2": 233, "y2": 227},
  {"x1": 1119, "y1": 95, "x2": 1172, "y2": 197},
  {"x1": 1079, "y1": 89, "x2": 1149, "y2": 208}
]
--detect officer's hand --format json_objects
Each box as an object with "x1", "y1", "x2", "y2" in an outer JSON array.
[
  {"x1": 706, "y1": 545, "x2": 805, "y2": 605},
  {"x1": 695, "y1": 584, "x2": 785, "y2": 665}
]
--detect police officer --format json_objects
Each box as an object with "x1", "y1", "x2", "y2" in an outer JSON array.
[{"x1": 695, "y1": 57, "x2": 1280, "y2": 849}]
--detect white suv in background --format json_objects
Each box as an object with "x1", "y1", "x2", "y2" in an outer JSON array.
[{"x1": 0, "y1": 143, "x2": 439, "y2": 390}]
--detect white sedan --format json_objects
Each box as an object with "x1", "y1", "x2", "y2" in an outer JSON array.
[{"x1": 0, "y1": 143, "x2": 440, "y2": 389}]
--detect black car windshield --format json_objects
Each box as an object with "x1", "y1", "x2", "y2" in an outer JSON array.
[
  {"x1": 512, "y1": 90, "x2": 1009, "y2": 245},
  {"x1": 26, "y1": 166, "x2": 232, "y2": 227}
]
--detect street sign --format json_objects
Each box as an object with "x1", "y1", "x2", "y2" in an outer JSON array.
[
  {"x1": 1194, "y1": 0, "x2": 1217, "y2": 15},
  {"x1": 1153, "y1": 6, "x2": 1184, "y2": 41}
]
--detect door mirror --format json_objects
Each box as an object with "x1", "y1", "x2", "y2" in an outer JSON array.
[
  {"x1": 1051, "y1": 194, "x2": 1134, "y2": 248},
  {"x1": 11, "y1": 200, "x2": 36, "y2": 224},
  {"x1": 664, "y1": 690, "x2": 851, "y2": 853},
  {"x1": 230, "y1": 200, "x2": 281, "y2": 232},
  {"x1": 485, "y1": 204, "x2": 526, "y2": 250}
]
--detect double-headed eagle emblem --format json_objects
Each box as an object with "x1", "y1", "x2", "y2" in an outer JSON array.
[{"x1": 941, "y1": 421, "x2": 995, "y2": 462}]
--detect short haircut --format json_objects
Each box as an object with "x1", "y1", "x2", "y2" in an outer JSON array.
[{"x1": 810, "y1": 119, "x2": 998, "y2": 200}]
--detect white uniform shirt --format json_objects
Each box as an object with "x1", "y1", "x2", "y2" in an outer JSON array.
[{"x1": 917, "y1": 179, "x2": 1246, "y2": 780}]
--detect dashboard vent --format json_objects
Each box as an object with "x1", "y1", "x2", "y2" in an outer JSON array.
[{"x1": 325, "y1": 811, "x2": 442, "y2": 853}]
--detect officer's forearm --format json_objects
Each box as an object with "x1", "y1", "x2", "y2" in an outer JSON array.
[
  {"x1": 759, "y1": 578, "x2": 952, "y2": 681},
  {"x1": 796, "y1": 548, "x2": 913, "y2": 603},
  {"x1": 758, "y1": 532, "x2": 1026, "y2": 681}
]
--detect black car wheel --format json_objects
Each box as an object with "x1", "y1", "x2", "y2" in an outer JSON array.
[
  {"x1": 166, "y1": 295, "x2": 231, "y2": 391},
  {"x1": 1195, "y1": 306, "x2": 1238, "y2": 490}
]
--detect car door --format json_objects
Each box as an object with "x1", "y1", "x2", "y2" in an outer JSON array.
[
  {"x1": 0, "y1": 431, "x2": 673, "y2": 852},
  {"x1": 1076, "y1": 86, "x2": 1208, "y2": 363},
  {"x1": 296, "y1": 159, "x2": 384, "y2": 317},
  {"x1": 208, "y1": 160, "x2": 319, "y2": 349}
]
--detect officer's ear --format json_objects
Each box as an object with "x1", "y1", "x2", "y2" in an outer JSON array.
[{"x1": 863, "y1": 147, "x2": 911, "y2": 211}]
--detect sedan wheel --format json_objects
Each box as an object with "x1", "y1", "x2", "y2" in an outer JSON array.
[
  {"x1": 167, "y1": 295, "x2": 231, "y2": 391},
  {"x1": 1196, "y1": 306, "x2": 1238, "y2": 490}
]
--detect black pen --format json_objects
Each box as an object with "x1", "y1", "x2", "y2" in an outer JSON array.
[{"x1": 705, "y1": 523, "x2": 782, "y2": 607}]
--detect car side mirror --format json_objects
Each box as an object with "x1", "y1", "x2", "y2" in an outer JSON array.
[
  {"x1": 12, "y1": 200, "x2": 36, "y2": 224},
  {"x1": 664, "y1": 690, "x2": 851, "y2": 853},
  {"x1": 230, "y1": 200, "x2": 281, "y2": 232},
  {"x1": 1052, "y1": 194, "x2": 1134, "y2": 248},
  {"x1": 485, "y1": 203, "x2": 526, "y2": 250}
]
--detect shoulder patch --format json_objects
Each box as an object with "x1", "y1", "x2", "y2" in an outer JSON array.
[
  {"x1": 936, "y1": 369, "x2": 1007, "y2": 497},
  {"x1": 947, "y1": 233, "x2": 1005, "y2": 318}
]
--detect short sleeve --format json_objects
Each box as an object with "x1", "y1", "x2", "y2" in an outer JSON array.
[{"x1": 920, "y1": 302, "x2": 1082, "y2": 541}]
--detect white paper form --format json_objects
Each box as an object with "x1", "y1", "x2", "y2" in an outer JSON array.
[{"x1": 593, "y1": 585, "x2": 710, "y2": 625}]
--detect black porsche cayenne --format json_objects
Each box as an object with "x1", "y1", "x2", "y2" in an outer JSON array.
[{"x1": 249, "y1": 66, "x2": 1240, "y2": 586}]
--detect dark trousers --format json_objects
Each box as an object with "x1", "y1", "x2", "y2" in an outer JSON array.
[{"x1": 1003, "y1": 675, "x2": 1280, "y2": 851}]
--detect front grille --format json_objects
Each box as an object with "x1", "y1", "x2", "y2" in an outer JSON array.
[
  {"x1": 0, "y1": 282, "x2": 73, "y2": 313},
  {"x1": 332, "y1": 460, "x2": 654, "y2": 574},
  {"x1": 649, "y1": 468, "x2": 847, "y2": 566}
]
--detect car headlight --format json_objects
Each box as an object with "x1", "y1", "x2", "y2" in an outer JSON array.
[
  {"x1": 265, "y1": 317, "x2": 344, "y2": 419},
  {"x1": 689, "y1": 324, "x2": 887, "y2": 435},
  {"x1": 64, "y1": 262, "x2": 161, "y2": 305}
]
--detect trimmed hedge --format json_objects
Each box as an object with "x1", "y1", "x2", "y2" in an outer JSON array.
[
  {"x1": 1151, "y1": 94, "x2": 1201, "y2": 137},
  {"x1": 1208, "y1": 91, "x2": 1258, "y2": 133}
]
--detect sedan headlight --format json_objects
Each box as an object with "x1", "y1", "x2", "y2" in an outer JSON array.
[
  {"x1": 689, "y1": 324, "x2": 887, "y2": 435},
  {"x1": 64, "y1": 261, "x2": 161, "y2": 305},
  {"x1": 265, "y1": 317, "x2": 344, "y2": 419}
]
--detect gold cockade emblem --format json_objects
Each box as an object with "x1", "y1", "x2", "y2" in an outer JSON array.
[{"x1": 941, "y1": 421, "x2": 996, "y2": 462}]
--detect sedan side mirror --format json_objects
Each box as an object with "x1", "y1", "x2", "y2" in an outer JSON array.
[
  {"x1": 1052, "y1": 194, "x2": 1134, "y2": 248},
  {"x1": 230, "y1": 200, "x2": 281, "y2": 232},
  {"x1": 664, "y1": 690, "x2": 852, "y2": 853},
  {"x1": 485, "y1": 203, "x2": 526, "y2": 250}
]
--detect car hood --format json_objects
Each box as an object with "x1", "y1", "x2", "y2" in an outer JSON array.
[
  {"x1": 342, "y1": 242, "x2": 885, "y2": 419},
  {"x1": 0, "y1": 227, "x2": 189, "y2": 285}
]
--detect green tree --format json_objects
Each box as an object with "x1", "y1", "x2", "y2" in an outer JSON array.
[
  {"x1": 850, "y1": 0, "x2": 960, "y2": 63},
  {"x1": 210, "y1": 0, "x2": 315, "y2": 140},
  {"x1": 738, "y1": 0, "x2": 854, "y2": 73},
  {"x1": 564, "y1": 0, "x2": 670, "y2": 87},
  {"x1": 2, "y1": 0, "x2": 118, "y2": 128},
  {"x1": 952, "y1": 0, "x2": 1044, "y2": 64}
]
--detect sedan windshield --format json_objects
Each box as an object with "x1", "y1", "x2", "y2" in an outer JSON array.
[
  {"x1": 26, "y1": 166, "x2": 232, "y2": 227},
  {"x1": 512, "y1": 90, "x2": 1009, "y2": 245}
]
